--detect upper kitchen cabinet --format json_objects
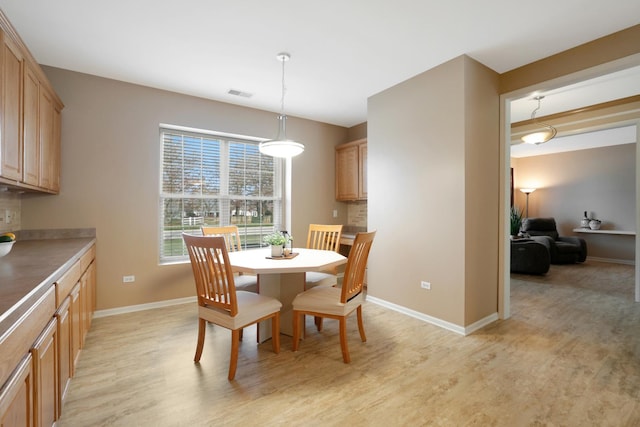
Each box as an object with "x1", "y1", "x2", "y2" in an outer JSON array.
[
  {"x1": 335, "y1": 138, "x2": 367, "y2": 201},
  {"x1": 0, "y1": 11, "x2": 63, "y2": 194},
  {"x1": 0, "y1": 30, "x2": 23, "y2": 182}
]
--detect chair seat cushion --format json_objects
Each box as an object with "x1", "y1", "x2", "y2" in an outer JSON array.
[
  {"x1": 305, "y1": 271, "x2": 337, "y2": 289},
  {"x1": 234, "y1": 273, "x2": 258, "y2": 293},
  {"x1": 293, "y1": 285, "x2": 363, "y2": 316},
  {"x1": 199, "y1": 291, "x2": 281, "y2": 330}
]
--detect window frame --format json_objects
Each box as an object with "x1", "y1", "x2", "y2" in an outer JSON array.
[{"x1": 158, "y1": 124, "x2": 286, "y2": 264}]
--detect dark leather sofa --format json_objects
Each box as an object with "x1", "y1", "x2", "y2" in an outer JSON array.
[
  {"x1": 521, "y1": 217, "x2": 587, "y2": 264},
  {"x1": 510, "y1": 238, "x2": 551, "y2": 274}
]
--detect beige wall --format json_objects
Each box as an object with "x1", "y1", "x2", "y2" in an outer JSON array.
[
  {"x1": 368, "y1": 55, "x2": 499, "y2": 327},
  {"x1": 513, "y1": 143, "x2": 636, "y2": 262},
  {"x1": 21, "y1": 67, "x2": 348, "y2": 310}
]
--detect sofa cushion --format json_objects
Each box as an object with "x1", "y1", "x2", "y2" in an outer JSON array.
[
  {"x1": 521, "y1": 218, "x2": 559, "y2": 240},
  {"x1": 510, "y1": 240, "x2": 550, "y2": 275}
]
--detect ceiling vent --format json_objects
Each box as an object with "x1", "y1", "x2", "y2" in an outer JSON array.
[{"x1": 228, "y1": 89, "x2": 253, "y2": 98}]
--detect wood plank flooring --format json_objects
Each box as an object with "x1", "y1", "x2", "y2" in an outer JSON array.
[{"x1": 57, "y1": 261, "x2": 640, "y2": 426}]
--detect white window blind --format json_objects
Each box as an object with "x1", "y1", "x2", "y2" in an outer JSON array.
[{"x1": 159, "y1": 126, "x2": 283, "y2": 263}]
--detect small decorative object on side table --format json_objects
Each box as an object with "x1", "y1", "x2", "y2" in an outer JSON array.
[
  {"x1": 581, "y1": 211, "x2": 590, "y2": 228},
  {"x1": 589, "y1": 219, "x2": 602, "y2": 230}
]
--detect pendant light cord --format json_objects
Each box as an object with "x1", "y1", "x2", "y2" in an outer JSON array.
[
  {"x1": 530, "y1": 97, "x2": 542, "y2": 120},
  {"x1": 281, "y1": 57, "x2": 285, "y2": 115},
  {"x1": 278, "y1": 53, "x2": 289, "y2": 116}
]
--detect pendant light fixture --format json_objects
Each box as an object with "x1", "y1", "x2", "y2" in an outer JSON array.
[
  {"x1": 259, "y1": 52, "x2": 305, "y2": 158},
  {"x1": 521, "y1": 96, "x2": 557, "y2": 145}
]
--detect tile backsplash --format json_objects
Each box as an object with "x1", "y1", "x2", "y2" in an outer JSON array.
[
  {"x1": 0, "y1": 191, "x2": 21, "y2": 233},
  {"x1": 347, "y1": 201, "x2": 367, "y2": 227}
]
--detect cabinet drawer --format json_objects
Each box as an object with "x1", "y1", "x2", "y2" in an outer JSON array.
[
  {"x1": 80, "y1": 245, "x2": 95, "y2": 273},
  {"x1": 55, "y1": 260, "x2": 82, "y2": 307},
  {"x1": 0, "y1": 286, "x2": 55, "y2": 389}
]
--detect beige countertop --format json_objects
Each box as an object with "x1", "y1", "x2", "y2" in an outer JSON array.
[
  {"x1": 0, "y1": 232, "x2": 95, "y2": 338},
  {"x1": 340, "y1": 233, "x2": 356, "y2": 245}
]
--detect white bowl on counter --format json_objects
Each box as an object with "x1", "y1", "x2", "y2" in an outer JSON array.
[{"x1": 0, "y1": 241, "x2": 15, "y2": 257}]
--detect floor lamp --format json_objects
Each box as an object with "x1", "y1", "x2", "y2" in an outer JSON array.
[{"x1": 520, "y1": 188, "x2": 536, "y2": 217}]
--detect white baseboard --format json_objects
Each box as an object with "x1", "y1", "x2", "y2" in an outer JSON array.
[
  {"x1": 586, "y1": 256, "x2": 635, "y2": 266},
  {"x1": 93, "y1": 296, "x2": 196, "y2": 318},
  {"x1": 94, "y1": 294, "x2": 501, "y2": 336},
  {"x1": 366, "y1": 295, "x2": 498, "y2": 336}
]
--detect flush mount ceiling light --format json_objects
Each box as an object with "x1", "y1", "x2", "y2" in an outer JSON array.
[
  {"x1": 259, "y1": 52, "x2": 305, "y2": 158},
  {"x1": 521, "y1": 96, "x2": 557, "y2": 145}
]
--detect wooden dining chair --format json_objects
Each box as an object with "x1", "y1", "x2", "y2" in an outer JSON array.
[
  {"x1": 292, "y1": 230, "x2": 375, "y2": 363},
  {"x1": 183, "y1": 233, "x2": 282, "y2": 380},
  {"x1": 202, "y1": 225, "x2": 258, "y2": 293},
  {"x1": 304, "y1": 224, "x2": 343, "y2": 290}
]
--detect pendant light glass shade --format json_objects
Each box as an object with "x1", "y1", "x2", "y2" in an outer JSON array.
[
  {"x1": 259, "y1": 53, "x2": 305, "y2": 158},
  {"x1": 259, "y1": 114, "x2": 305, "y2": 157},
  {"x1": 521, "y1": 96, "x2": 557, "y2": 145}
]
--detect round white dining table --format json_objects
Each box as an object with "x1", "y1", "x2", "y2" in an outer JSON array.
[{"x1": 227, "y1": 248, "x2": 347, "y2": 341}]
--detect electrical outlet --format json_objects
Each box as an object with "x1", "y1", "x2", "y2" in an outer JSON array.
[
  {"x1": 5, "y1": 210, "x2": 11, "y2": 225},
  {"x1": 123, "y1": 275, "x2": 135, "y2": 283},
  {"x1": 421, "y1": 281, "x2": 431, "y2": 290},
  {"x1": 332, "y1": 209, "x2": 338, "y2": 218}
]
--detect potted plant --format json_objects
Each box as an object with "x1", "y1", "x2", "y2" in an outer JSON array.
[
  {"x1": 263, "y1": 232, "x2": 292, "y2": 257},
  {"x1": 510, "y1": 206, "x2": 523, "y2": 237}
]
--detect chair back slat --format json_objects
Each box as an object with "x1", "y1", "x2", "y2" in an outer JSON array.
[
  {"x1": 306, "y1": 224, "x2": 343, "y2": 252},
  {"x1": 202, "y1": 225, "x2": 244, "y2": 252},
  {"x1": 341, "y1": 231, "x2": 376, "y2": 304},
  {"x1": 183, "y1": 233, "x2": 238, "y2": 316}
]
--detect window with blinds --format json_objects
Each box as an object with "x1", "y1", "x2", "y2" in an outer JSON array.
[{"x1": 159, "y1": 126, "x2": 283, "y2": 263}]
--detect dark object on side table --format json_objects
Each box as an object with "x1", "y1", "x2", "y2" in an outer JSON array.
[
  {"x1": 521, "y1": 217, "x2": 587, "y2": 264},
  {"x1": 510, "y1": 238, "x2": 550, "y2": 275}
]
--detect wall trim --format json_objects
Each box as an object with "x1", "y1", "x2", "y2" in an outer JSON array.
[
  {"x1": 464, "y1": 312, "x2": 500, "y2": 335},
  {"x1": 94, "y1": 294, "x2": 502, "y2": 336},
  {"x1": 93, "y1": 296, "x2": 196, "y2": 318},
  {"x1": 366, "y1": 295, "x2": 498, "y2": 336},
  {"x1": 587, "y1": 256, "x2": 636, "y2": 266}
]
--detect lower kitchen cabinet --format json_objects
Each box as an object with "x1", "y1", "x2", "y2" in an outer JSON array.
[
  {"x1": 0, "y1": 355, "x2": 33, "y2": 427},
  {"x1": 55, "y1": 297, "x2": 71, "y2": 415},
  {"x1": 30, "y1": 320, "x2": 57, "y2": 427},
  {"x1": 0, "y1": 241, "x2": 96, "y2": 427}
]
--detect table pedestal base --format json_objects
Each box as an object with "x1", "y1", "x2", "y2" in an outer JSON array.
[{"x1": 257, "y1": 272, "x2": 304, "y2": 342}]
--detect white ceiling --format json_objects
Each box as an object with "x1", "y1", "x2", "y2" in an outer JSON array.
[{"x1": 0, "y1": 0, "x2": 639, "y2": 128}]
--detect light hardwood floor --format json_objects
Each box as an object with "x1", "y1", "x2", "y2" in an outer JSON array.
[{"x1": 57, "y1": 261, "x2": 639, "y2": 426}]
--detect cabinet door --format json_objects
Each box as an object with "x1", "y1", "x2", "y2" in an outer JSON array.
[
  {"x1": 38, "y1": 88, "x2": 53, "y2": 190},
  {"x1": 79, "y1": 271, "x2": 88, "y2": 349},
  {"x1": 69, "y1": 284, "x2": 81, "y2": 371},
  {"x1": 55, "y1": 297, "x2": 71, "y2": 416},
  {"x1": 358, "y1": 143, "x2": 367, "y2": 200},
  {"x1": 0, "y1": 32, "x2": 23, "y2": 181},
  {"x1": 30, "y1": 319, "x2": 57, "y2": 427},
  {"x1": 335, "y1": 145, "x2": 359, "y2": 201},
  {"x1": 50, "y1": 104, "x2": 61, "y2": 193},
  {"x1": 0, "y1": 355, "x2": 33, "y2": 427},
  {"x1": 84, "y1": 261, "x2": 96, "y2": 332},
  {"x1": 22, "y1": 64, "x2": 39, "y2": 186}
]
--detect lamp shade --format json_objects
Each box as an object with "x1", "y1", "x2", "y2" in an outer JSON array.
[
  {"x1": 259, "y1": 114, "x2": 305, "y2": 158},
  {"x1": 259, "y1": 140, "x2": 305, "y2": 158},
  {"x1": 521, "y1": 127, "x2": 556, "y2": 145}
]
